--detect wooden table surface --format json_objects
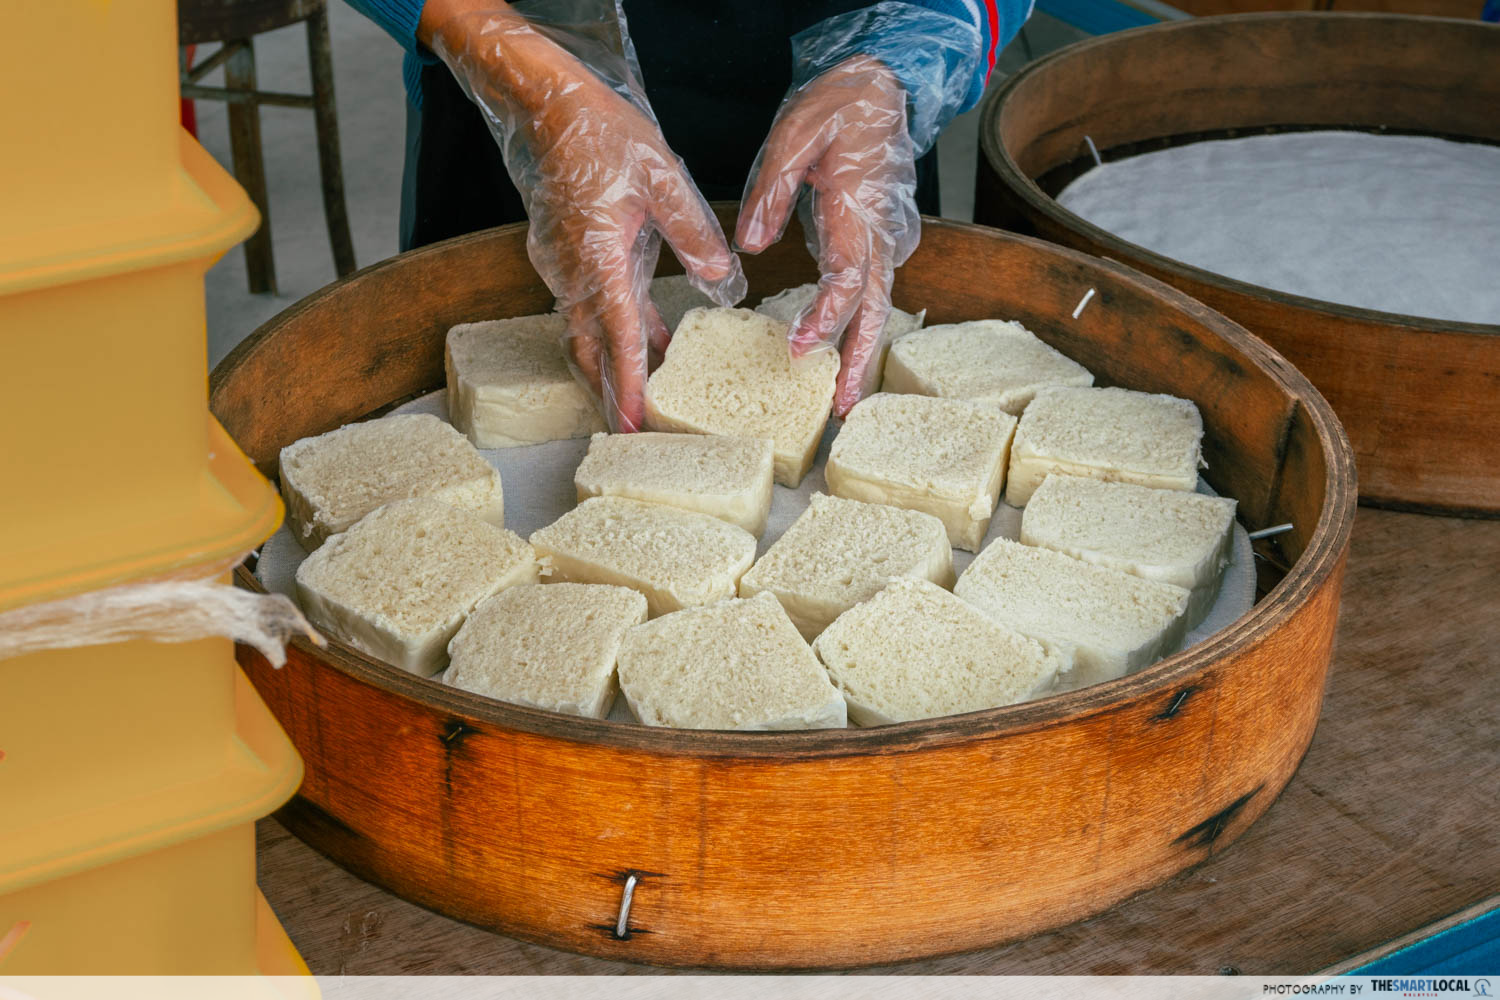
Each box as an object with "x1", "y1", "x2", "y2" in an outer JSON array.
[{"x1": 255, "y1": 506, "x2": 1500, "y2": 975}]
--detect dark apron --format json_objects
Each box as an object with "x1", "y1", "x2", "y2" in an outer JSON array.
[{"x1": 400, "y1": 0, "x2": 941, "y2": 251}]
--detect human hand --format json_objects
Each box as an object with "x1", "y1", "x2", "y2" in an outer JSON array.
[
  {"x1": 736, "y1": 55, "x2": 918, "y2": 417},
  {"x1": 422, "y1": 0, "x2": 745, "y2": 432}
]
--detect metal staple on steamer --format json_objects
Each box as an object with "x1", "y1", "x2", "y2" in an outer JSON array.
[
  {"x1": 1072, "y1": 288, "x2": 1097, "y2": 319},
  {"x1": 614, "y1": 874, "x2": 639, "y2": 939}
]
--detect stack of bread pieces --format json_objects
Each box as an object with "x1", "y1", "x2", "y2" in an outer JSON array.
[{"x1": 280, "y1": 276, "x2": 1239, "y2": 730}]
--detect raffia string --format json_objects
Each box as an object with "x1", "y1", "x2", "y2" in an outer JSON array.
[{"x1": 0, "y1": 553, "x2": 323, "y2": 667}]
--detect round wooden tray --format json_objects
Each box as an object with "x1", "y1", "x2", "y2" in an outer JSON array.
[
  {"x1": 211, "y1": 211, "x2": 1355, "y2": 969},
  {"x1": 975, "y1": 13, "x2": 1499, "y2": 517}
]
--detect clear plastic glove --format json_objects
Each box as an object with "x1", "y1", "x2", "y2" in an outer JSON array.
[
  {"x1": 737, "y1": 55, "x2": 917, "y2": 418},
  {"x1": 736, "y1": 3, "x2": 981, "y2": 418},
  {"x1": 421, "y1": 0, "x2": 746, "y2": 432}
]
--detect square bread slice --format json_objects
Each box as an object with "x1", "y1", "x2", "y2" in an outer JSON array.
[
  {"x1": 1021, "y1": 474, "x2": 1237, "y2": 629},
  {"x1": 826, "y1": 393, "x2": 1018, "y2": 552},
  {"x1": 616, "y1": 592, "x2": 846, "y2": 730},
  {"x1": 814, "y1": 578, "x2": 1069, "y2": 725},
  {"x1": 445, "y1": 583, "x2": 647, "y2": 719},
  {"x1": 738, "y1": 493, "x2": 954, "y2": 640},
  {"x1": 1005, "y1": 386, "x2": 1204, "y2": 507},
  {"x1": 650, "y1": 274, "x2": 717, "y2": 333},
  {"x1": 529, "y1": 496, "x2": 757, "y2": 617},
  {"x1": 574, "y1": 431, "x2": 775, "y2": 536},
  {"x1": 954, "y1": 537, "x2": 1190, "y2": 690},
  {"x1": 445, "y1": 313, "x2": 606, "y2": 449},
  {"x1": 295, "y1": 498, "x2": 537, "y2": 676},
  {"x1": 644, "y1": 307, "x2": 838, "y2": 487},
  {"x1": 755, "y1": 283, "x2": 925, "y2": 339},
  {"x1": 279, "y1": 412, "x2": 505, "y2": 552},
  {"x1": 882, "y1": 319, "x2": 1093, "y2": 415}
]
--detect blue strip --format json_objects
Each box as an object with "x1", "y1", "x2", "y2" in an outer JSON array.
[
  {"x1": 1350, "y1": 905, "x2": 1500, "y2": 977},
  {"x1": 403, "y1": 50, "x2": 426, "y2": 110},
  {"x1": 1035, "y1": 0, "x2": 1157, "y2": 35}
]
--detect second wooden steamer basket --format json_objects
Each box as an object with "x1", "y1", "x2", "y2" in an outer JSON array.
[
  {"x1": 211, "y1": 211, "x2": 1355, "y2": 969},
  {"x1": 975, "y1": 13, "x2": 1500, "y2": 517}
]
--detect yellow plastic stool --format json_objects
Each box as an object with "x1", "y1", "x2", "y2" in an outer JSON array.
[
  {"x1": 0, "y1": 674, "x2": 302, "y2": 975},
  {"x1": 0, "y1": 0, "x2": 311, "y2": 977}
]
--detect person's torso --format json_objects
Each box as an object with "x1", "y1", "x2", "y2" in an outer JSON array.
[{"x1": 621, "y1": 0, "x2": 868, "y2": 199}]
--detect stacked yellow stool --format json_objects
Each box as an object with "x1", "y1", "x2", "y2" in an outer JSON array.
[{"x1": 0, "y1": 1, "x2": 308, "y2": 976}]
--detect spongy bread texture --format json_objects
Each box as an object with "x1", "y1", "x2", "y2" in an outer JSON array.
[
  {"x1": 739, "y1": 493, "x2": 954, "y2": 640},
  {"x1": 1021, "y1": 474, "x2": 1236, "y2": 627},
  {"x1": 295, "y1": 498, "x2": 537, "y2": 676},
  {"x1": 814, "y1": 578, "x2": 1068, "y2": 725},
  {"x1": 644, "y1": 307, "x2": 838, "y2": 487},
  {"x1": 279, "y1": 412, "x2": 505, "y2": 551},
  {"x1": 826, "y1": 393, "x2": 1017, "y2": 552},
  {"x1": 574, "y1": 432, "x2": 775, "y2": 536},
  {"x1": 445, "y1": 583, "x2": 647, "y2": 719},
  {"x1": 616, "y1": 592, "x2": 846, "y2": 730},
  {"x1": 650, "y1": 274, "x2": 717, "y2": 333},
  {"x1": 955, "y1": 537, "x2": 1189, "y2": 691},
  {"x1": 755, "y1": 283, "x2": 925, "y2": 339},
  {"x1": 882, "y1": 319, "x2": 1094, "y2": 414},
  {"x1": 529, "y1": 496, "x2": 757, "y2": 617},
  {"x1": 1005, "y1": 386, "x2": 1204, "y2": 506},
  {"x1": 445, "y1": 314, "x2": 606, "y2": 449}
]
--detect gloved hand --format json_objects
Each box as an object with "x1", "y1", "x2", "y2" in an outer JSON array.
[
  {"x1": 421, "y1": 0, "x2": 746, "y2": 432},
  {"x1": 736, "y1": 3, "x2": 982, "y2": 418},
  {"x1": 737, "y1": 55, "x2": 916, "y2": 418}
]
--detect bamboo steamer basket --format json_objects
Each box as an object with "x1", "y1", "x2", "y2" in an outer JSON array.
[
  {"x1": 975, "y1": 13, "x2": 1500, "y2": 517},
  {"x1": 210, "y1": 210, "x2": 1355, "y2": 969}
]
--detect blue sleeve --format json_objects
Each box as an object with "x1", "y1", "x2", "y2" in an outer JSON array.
[
  {"x1": 341, "y1": 0, "x2": 438, "y2": 106},
  {"x1": 906, "y1": 0, "x2": 1034, "y2": 111},
  {"x1": 792, "y1": 1, "x2": 1024, "y2": 153}
]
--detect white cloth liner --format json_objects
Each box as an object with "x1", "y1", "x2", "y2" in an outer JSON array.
[
  {"x1": 1058, "y1": 131, "x2": 1500, "y2": 326},
  {"x1": 257, "y1": 388, "x2": 1256, "y2": 724}
]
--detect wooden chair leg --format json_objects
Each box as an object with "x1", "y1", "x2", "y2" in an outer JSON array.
[
  {"x1": 225, "y1": 39, "x2": 277, "y2": 294},
  {"x1": 306, "y1": 5, "x2": 357, "y2": 278}
]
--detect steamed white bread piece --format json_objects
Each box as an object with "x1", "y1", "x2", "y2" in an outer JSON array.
[
  {"x1": 445, "y1": 583, "x2": 647, "y2": 719},
  {"x1": 616, "y1": 592, "x2": 846, "y2": 730},
  {"x1": 738, "y1": 493, "x2": 954, "y2": 640},
  {"x1": 644, "y1": 307, "x2": 837, "y2": 487},
  {"x1": 279, "y1": 412, "x2": 504, "y2": 551},
  {"x1": 1021, "y1": 474, "x2": 1237, "y2": 629},
  {"x1": 1004, "y1": 386, "x2": 1203, "y2": 507},
  {"x1": 814, "y1": 578, "x2": 1070, "y2": 725},
  {"x1": 573, "y1": 432, "x2": 775, "y2": 536},
  {"x1": 529, "y1": 496, "x2": 756, "y2": 618},
  {"x1": 826, "y1": 393, "x2": 1017, "y2": 552},
  {"x1": 955, "y1": 537, "x2": 1189, "y2": 690},
  {"x1": 649, "y1": 274, "x2": 717, "y2": 334},
  {"x1": 295, "y1": 498, "x2": 537, "y2": 676},
  {"x1": 755, "y1": 282, "x2": 925, "y2": 340},
  {"x1": 445, "y1": 314, "x2": 606, "y2": 449},
  {"x1": 882, "y1": 319, "x2": 1093, "y2": 415}
]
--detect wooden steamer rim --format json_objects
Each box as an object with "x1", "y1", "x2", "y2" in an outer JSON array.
[
  {"x1": 975, "y1": 12, "x2": 1500, "y2": 517},
  {"x1": 212, "y1": 212, "x2": 1355, "y2": 968}
]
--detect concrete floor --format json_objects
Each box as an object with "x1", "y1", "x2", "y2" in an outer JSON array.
[{"x1": 199, "y1": 5, "x2": 1088, "y2": 368}]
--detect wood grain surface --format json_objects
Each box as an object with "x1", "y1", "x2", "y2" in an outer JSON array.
[
  {"x1": 974, "y1": 13, "x2": 1500, "y2": 516},
  {"x1": 253, "y1": 505, "x2": 1499, "y2": 974},
  {"x1": 213, "y1": 212, "x2": 1354, "y2": 968}
]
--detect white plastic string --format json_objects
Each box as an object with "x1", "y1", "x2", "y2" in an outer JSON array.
[
  {"x1": 0, "y1": 552, "x2": 323, "y2": 667},
  {"x1": 1084, "y1": 135, "x2": 1103, "y2": 167}
]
